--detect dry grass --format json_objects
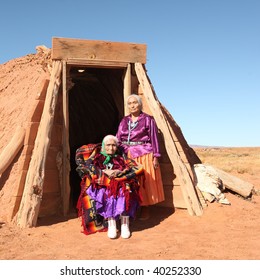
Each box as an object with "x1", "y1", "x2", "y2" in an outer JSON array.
[{"x1": 193, "y1": 146, "x2": 260, "y2": 189}]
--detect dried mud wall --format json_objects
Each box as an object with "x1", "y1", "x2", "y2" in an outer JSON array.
[{"x1": 0, "y1": 50, "x2": 55, "y2": 221}]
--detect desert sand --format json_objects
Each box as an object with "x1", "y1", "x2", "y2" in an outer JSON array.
[{"x1": 0, "y1": 191, "x2": 259, "y2": 260}]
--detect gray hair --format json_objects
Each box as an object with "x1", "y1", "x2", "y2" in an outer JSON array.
[
  {"x1": 127, "y1": 94, "x2": 143, "y2": 110},
  {"x1": 102, "y1": 135, "x2": 119, "y2": 146}
]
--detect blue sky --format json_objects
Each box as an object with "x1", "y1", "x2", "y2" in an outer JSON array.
[{"x1": 1, "y1": 0, "x2": 259, "y2": 147}]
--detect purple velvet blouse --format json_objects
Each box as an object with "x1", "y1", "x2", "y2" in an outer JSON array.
[{"x1": 116, "y1": 112, "x2": 161, "y2": 159}]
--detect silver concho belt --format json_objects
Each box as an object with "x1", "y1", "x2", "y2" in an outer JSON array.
[{"x1": 121, "y1": 141, "x2": 148, "y2": 146}]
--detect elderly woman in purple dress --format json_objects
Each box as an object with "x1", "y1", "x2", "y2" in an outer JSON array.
[
  {"x1": 85, "y1": 135, "x2": 141, "y2": 239},
  {"x1": 116, "y1": 94, "x2": 165, "y2": 220}
]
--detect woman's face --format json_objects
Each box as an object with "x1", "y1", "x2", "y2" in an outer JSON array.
[
  {"x1": 127, "y1": 96, "x2": 141, "y2": 115},
  {"x1": 104, "y1": 139, "x2": 117, "y2": 155}
]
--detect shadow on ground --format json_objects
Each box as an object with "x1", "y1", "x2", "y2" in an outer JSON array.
[{"x1": 131, "y1": 205, "x2": 175, "y2": 232}]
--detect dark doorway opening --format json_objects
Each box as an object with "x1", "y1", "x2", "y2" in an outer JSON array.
[{"x1": 68, "y1": 66, "x2": 125, "y2": 210}]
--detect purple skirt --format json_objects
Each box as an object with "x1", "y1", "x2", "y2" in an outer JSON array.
[{"x1": 86, "y1": 185, "x2": 139, "y2": 220}]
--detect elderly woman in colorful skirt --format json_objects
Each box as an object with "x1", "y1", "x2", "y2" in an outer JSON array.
[
  {"x1": 116, "y1": 94, "x2": 165, "y2": 220},
  {"x1": 77, "y1": 135, "x2": 142, "y2": 239}
]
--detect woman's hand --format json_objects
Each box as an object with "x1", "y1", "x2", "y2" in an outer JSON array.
[
  {"x1": 153, "y1": 157, "x2": 159, "y2": 169},
  {"x1": 110, "y1": 170, "x2": 121, "y2": 178},
  {"x1": 103, "y1": 169, "x2": 121, "y2": 178}
]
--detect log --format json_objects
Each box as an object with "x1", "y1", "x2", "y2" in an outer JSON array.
[
  {"x1": 61, "y1": 60, "x2": 71, "y2": 215},
  {"x1": 134, "y1": 62, "x2": 203, "y2": 216},
  {"x1": 123, "y1": 63, "x2": 131, "y2": 115},
  {"x1": 0, "y1": 126, "x2": 25, "y2": 176},
  {"x1": 16, "y1": 61, "x2": 62, "y2": 228},
  {"x1": 213, "y1": 166, "x2": 254, "y2": 198}
]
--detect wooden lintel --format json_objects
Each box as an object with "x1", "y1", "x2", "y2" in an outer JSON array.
[
  {"x1": 65, "y1": 58, "x2": 128, "y2": 68},
  {"x1": 52, "y1": 37, "x2": 147, "y2": 64}
]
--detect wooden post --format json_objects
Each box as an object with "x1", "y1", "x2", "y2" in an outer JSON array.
[
  {"x1": 123, "y1": 63, "x2": 131, "y2": 115},
  {"x1": 16, "y1": 61, "x2": 62, "y2": 228},
  {"x1": 134, "y1": 62, "x2": 203, "y2": 216},
  {"x1": 62, "y1": 60, "x2": 71, "y2": 215}
]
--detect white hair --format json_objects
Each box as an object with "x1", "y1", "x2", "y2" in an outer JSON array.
[
  {"x1": 102, "y1": 135, "x2": 119, "y2": 146},
  {"x1": 127, "y1": 94, "x2": 143, "y2": 110}
]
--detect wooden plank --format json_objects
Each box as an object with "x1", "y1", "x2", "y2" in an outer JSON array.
[
  {"x1": 173, "y1": 186, "x2": 189, "y2": 209},
  {"x1": 52, "y1": 37, "x2": 147, "y2": 63},
  {"x1": 0, "y1": 126, "x2": 25, "y2": 176},
  {"x1": 16, "y1": 61, "x2": 62, "y2": 228},
  {"x1": 66, "y1": 59, "x2": 128, "y2": 68},
  {"x1": 123, "y1": 63, "x2": 131, "y2": 115},
  {"x1": 134, "y1": 62, "x2": 203, "y2": 216},
  {"x1": 158, "y1": 185, "x2": 187, "y2": 209}
]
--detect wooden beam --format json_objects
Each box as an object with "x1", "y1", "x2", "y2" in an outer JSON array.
[
  {"x1": 134, "y1": 62, "x2": 203, "y2": 216},
  {"x1": 213, "y1": 166, "x2": 254, "y2": 198},
  {"x1": 0, "y1": 126, "x2": 25, "y2": 176},
  {"x1": 52, "y1": 37, "x2": 147, "y2": 63},
  {"x1": 62, "y1": 60, "x2": 71, "y2": 215},
  {"x1": 123, "y1": 63, "x2": 131, "y2": 115},
  {"x1": 16, "y1": 61, "x2": 62, "y2": 228},
  {"x1": 66, "y1": 59, "x2": 128, "y2": 68}
]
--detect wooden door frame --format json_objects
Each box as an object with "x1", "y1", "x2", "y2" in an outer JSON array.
[{"x1": 61, "y1": 61, "x2": 132, "y2": 215}]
